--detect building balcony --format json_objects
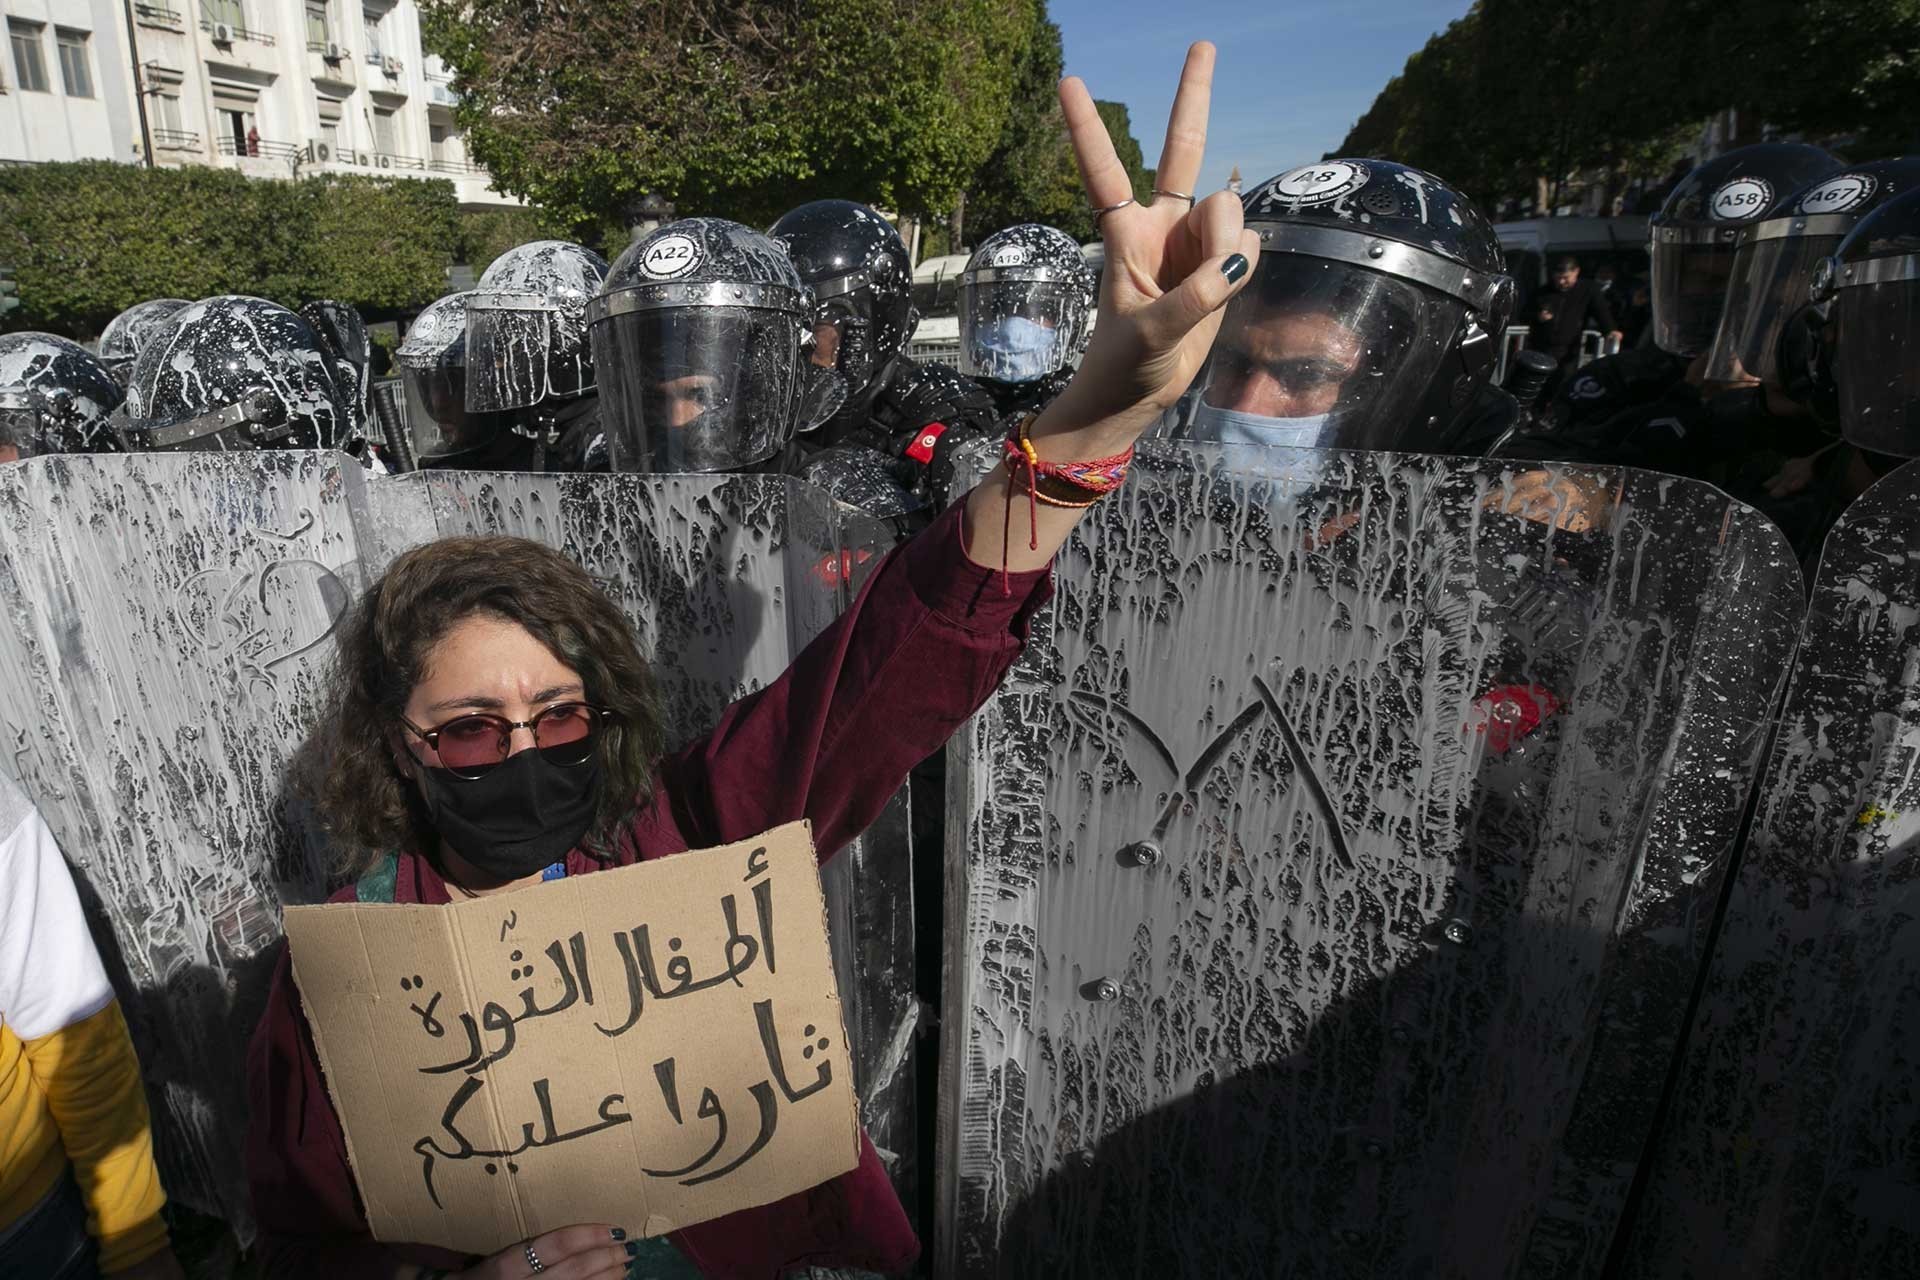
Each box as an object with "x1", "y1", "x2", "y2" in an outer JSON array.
[
  {"x1": 308, "y1": 41, "x2": 354, "y2": 84},
  {"x1": 429, "y1": 157, "x2": 486, "y2": 175},
  {"x1": 215, "y1": 134, "x2": 301, "y2": 161},
  {"x1": 135, "y1": 4, "x2": 186, "y2": 31},
  {"x1": 152, "y1": 128, "x2": 200, "y2": 151},
  {"x1": 201, "y1": 18, "x2": 276, "y2": 47},
  {"x1": 428, "y1": 82, "x2": 459, "y2": 108}
]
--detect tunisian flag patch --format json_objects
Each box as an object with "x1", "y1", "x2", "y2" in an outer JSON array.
[{"x1": 905, "y1": 422, "x2": 948, "y2": 465}]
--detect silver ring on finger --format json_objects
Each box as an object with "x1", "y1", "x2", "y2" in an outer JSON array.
[
  {"x1": 1152, "y1": 188, "x2": 1196, "y2": 206},
  {"x1": 1091, "y1": 197, "x2": 1136, "y2": 224},
  {"x1": 524, "y1": 1242, "x2": 545, "y2": 1273}
]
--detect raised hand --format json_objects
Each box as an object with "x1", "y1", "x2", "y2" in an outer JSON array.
[
  {"x1": 963, "y1": 41, "x2": 1258, "y2": 573},
  {"x1": 1043, "y1": 41, "x2": 1262, "y2": 449}
]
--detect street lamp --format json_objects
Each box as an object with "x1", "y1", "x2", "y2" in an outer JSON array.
[{"x1": 625, "y1": 191, "x2": 676, "y2": 241}]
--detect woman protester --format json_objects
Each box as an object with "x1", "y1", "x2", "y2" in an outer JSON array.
[{"x1": 245, "y1": 43, "x2": 1259, "y2": 1280}]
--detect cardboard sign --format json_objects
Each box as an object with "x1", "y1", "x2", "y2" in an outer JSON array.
[{"x1": 284, "y1": 822, "x2": 859, "y2": 1254}]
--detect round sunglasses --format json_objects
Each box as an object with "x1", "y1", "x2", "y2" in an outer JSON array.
[{"x1": 400, "y1": 702, "x2": 612, "y2": 780}]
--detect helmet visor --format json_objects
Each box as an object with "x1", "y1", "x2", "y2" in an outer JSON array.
[
  {"x1": 593, "y1": 306, "x2": 800, "y2": 473},
  {"x1": 1703, "y1": 230, "x2": 1844, "y2": 384},
  {"x1": 1186, "y1": 254, "x2": 1461, "y2": 453},
  {"x1": 959, "y1": 279, "x2": 1087, "y2": 382},
  {"x1": 1651, "y1": 235, "x2": 1739, "y2": 356},
  {"x1": 1832, "y1": 264, "x2": 1920, "y2": 456},
  {"x1": 401, "y1": 362, "x2": 500, "y2": 462},
  {"x1": 465, "y1": 296, "x2": 593, "y2": 412},
  {"x1": 0, "y1": 393, "x2": 42, "y2": 461}
]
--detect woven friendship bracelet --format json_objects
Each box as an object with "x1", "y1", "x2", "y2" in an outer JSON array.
[{"x1": 995, "y1": 411, "x2": 1136, "y2": 589}]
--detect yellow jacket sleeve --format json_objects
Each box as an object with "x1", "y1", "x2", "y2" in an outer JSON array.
[{"x1": 21, "y1": 1000, "x2": 171, "y2": 1272}]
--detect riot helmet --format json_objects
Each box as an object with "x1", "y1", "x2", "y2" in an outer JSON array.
[
  {"x1": 1704, "y1": 157, "x2": 1920, "y2": 386},
  {"x1": 301, "y1": 298, "x2": 373, "y2": 427},
  {"x1": 958, "y1": 224, "x2": 1096, "y2": 385},
  {"x1": 589, "y1": 218, "x2": 817, "y2": 473},
  {"x1": 1649, "y1": 142, "x2": 1839, "y2": 357},
  {"x1": 465, "y1": 240, "x2": 609, "y2": 414},
  {"x1": 1182, "y1": 159, "x2": 1514, "y2": 454},
  {"x1": 123, "y1": 295, "x2": 354, "y2": 451},
  {"x1": 0, "y1": 332, "x2": 124, "y2": 458},
  {"x1": 1810, "y1": 187, "x2": 1920, "y2": 456},
  {"x1": 97, "y1": 298, "x2": 192, "y2": 386},
  {"x1": 769, "y1": 200, "x2": 916, "y2": 422},
  {"x1": 395, "y1": 291, "x2": 497, "y2": 463}
]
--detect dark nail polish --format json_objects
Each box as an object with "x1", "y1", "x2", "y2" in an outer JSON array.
[
  {"x1": 625, "y1": 1240, "x2": 641, "y2": 1256},
  {"x1": 611, "y1": 1227, "x2": 627, "y2": 1241},
  {"x1": 1221, "y1": 253, "x2": 1250, "y2": 284}
]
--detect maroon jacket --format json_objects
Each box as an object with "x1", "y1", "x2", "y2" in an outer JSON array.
[{"x1": 245, "y1": 502, "x2": 1052, "y2": 1278}]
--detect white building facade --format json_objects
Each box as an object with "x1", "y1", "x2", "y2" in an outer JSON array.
[{"x1": 1, "y1": 0, "x2": 517, "y2": 208}]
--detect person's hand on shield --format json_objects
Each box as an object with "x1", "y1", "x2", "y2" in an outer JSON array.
[{"x1": 965, "y1": 41, "x2": 1261, "y2": 573}]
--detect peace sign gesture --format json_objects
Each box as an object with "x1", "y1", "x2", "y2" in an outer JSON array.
[
  {"x1": 1042, "y1": 42, "x2": 1261, "y2": 448},
  {"x1": 963, "y1": 42, "x2": 1260, "y2": 573}
]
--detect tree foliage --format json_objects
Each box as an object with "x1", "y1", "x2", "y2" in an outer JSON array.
[
  {"x1": 1340, "y1": 0, "x2": 1920, "y2": 212},
  {"x1": 964, "y1": 5, "x2": 1151, "y2": 243},
  {"x1": 0, "y1": 162, "x2": 461, "y2": 337},
  {"x1": 421, "y1": 0, "x2": 1039, "y2": 227}
]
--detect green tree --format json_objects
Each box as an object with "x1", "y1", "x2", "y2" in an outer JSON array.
[
  {"x1": 0, "y1": 163, "x2": 461, "y2": 336},
  {"x1": 420, "y1": 0, "x2": 1038, "y2": 228},
  {"x1": 962, "y1": 6, "x2": 1151, "y2": 244},
  {"x1": 1341, "y1": 0, "x2": 1920, "y2": 214}
]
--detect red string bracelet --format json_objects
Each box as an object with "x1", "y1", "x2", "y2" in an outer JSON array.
[{"x1": 996, "y1": 411, "x2": 1135, "y2": 591}]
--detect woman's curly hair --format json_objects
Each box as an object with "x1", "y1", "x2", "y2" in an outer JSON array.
[{"x1": 317, "y1": 535, "x2": 664, "y2": 879}]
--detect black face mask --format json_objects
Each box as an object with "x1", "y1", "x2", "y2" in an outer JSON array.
[{"x1": 413, "y1": 748, "x2": 603, "y2": 881}]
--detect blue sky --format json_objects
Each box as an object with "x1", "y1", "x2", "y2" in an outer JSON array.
[{"x1": 1050, "y1": 0, "x2": 1476, "y2": 197}]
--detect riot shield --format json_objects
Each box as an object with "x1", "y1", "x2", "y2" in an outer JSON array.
[
  {"x1": 0, "y1": 451, "x2": 364, "y2": 1230},
  {"x1": 0, "y1": 456, "x2": 918, "y2": 1240},
  {"x1": 358, "y1": 470, "x2": 922, "y2": 1206},
  {"x1": 936, "y1": 445, "x2": 1802, "y2": 1277},
  {"x1": 1616, "y1": 460, "x2": 1920, "y2": 1279}
]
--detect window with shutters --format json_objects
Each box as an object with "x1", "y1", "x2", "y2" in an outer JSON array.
[
  {"x1": 373, "y1": 106, "x2": 396, "y2": 155},
  {"x1": 8, "y1": 21, "x2": 49, "y2": 93},
  {"x1": 155, "y1": 90, "x2": 184, "y2": 134},
  {"x1": 56, "y1": 29, "x2": 92, "y2": 99},
  {"x1": 317, "y1": 95, "x2": 343, "y2": 151},
  {"x1": 306, "y1": 4, "x2": 330, "y2": 49},
  {"x1": 205, "y1": 0, "x2": 245, "y2": 30}
]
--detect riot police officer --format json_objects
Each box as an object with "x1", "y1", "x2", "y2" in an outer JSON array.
[
  {"x1": 770, "y1": 199, "x2": 1001, "y2": 512},
  {"x1": 0, "y1": 332, "x2": 124, "y2": 460},
  {"x1": 118, "y1": 295, "x2": 359, "y2": 454},
  {"x1": 1706, "y1": 155, "x2": 1920, "y2": 389},
  {"x1": 95, "y1": 298, "x2": 192, "y2": 387},
  {"x1": 392, "y1": 290, "x2": 508, "y2": 472},
  {"x1": 1171, "y1": 158, "x2": 1517, "y2": 458},
  {"x1": 1539, "y1": 142, "x2": 1841, "y2": 444},
  {"x1": 300, "y1": 299, "x2": 376, "y2": 439},
  {"x1": 957, "y1": 223, "x2": 1097, "y2": 421},
  {"x1": 457, "y1": 239, "x2": 610, "y2": 471},
  {"x1": 1811, "y1": 186, "x2": 1920, "y2": 462},
  {"x1": 589, "y1": 217, "x2": 832, "y2": 477}
]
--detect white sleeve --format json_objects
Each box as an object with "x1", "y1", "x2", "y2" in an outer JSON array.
[{"x1": 0, "y1": 775, "x2": 114, "y2": 1042}]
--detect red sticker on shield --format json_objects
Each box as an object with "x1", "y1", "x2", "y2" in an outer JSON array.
[
  {"x1": 905, "y1": 422, "x2": 948, "y2": 465},
  {"x1": 1465, "y1": 683, "x2": 1563, "y2": 755}
]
